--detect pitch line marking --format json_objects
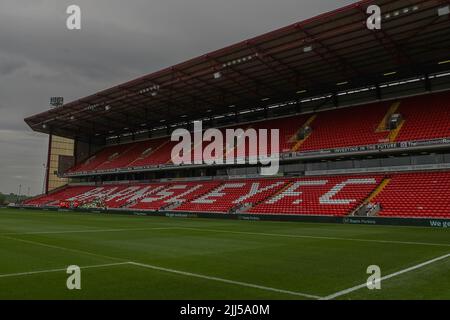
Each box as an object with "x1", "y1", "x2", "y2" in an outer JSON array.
[
  {"x1": 0, "y1": 227, "x2": 177, "y2": 236},
  {"x1": 128, "y1": 262, "x2": 322, "y2": 299},
  {"x1": 177, "y1": 227, "x2": 450, "y2": 248},
  {"x1": 3, "y1": 225, "x2": 449, "y2": 248},
  {"x1": 1, "y1": 235, "x2": 321, "y2": 299},
  {"x1": 0, "y1": 262, "x2": 130, "y2": 279},
  {"x1": 321, "y1": 253, "x2": 450, "y2": 300},
  {"x1": 0, "y1": 235, "x2": 125, "y2": 262}
]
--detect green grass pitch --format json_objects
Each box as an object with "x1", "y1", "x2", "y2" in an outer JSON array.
[{"x1": 0, "y1": 208, "x2": 449, "y2": 300}]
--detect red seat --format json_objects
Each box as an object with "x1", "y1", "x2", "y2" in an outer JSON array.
[
  {"x1": 374, "y1": 172, "x2": 450, "y2": 218},
  {"x1": 24, "y1": 171, "x2": 450, "y2": 219},
  {"x1": 249, "y1": 175, "x2": 383, "y2": 216},
  {"x1": 65, "y1": 91, "x2": 450, "y2": 176}
]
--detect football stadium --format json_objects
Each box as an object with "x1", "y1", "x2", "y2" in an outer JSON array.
[{"x1": 2, "y1": 0, "x2": 450, "y2": 303}]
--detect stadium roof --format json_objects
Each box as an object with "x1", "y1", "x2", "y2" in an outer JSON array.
[{"x1": 25, "y1": 0, "x2": 450, "y2": 142}]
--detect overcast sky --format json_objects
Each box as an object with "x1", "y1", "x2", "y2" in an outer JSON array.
[{"x1": 0, "y1": 0, "x2": 354, "y2": 195}]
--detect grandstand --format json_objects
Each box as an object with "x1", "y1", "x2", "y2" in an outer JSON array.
[{"x1": 23, "y1": 0, "x2": 450, "y2": 224}]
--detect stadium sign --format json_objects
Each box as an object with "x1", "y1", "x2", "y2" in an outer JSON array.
[
  {"x1": 14, "y1": 205, "x2": 450, "y2": 228},
  {"x1": 286, "y1": 137, "x2": 450, "y2": 159}
]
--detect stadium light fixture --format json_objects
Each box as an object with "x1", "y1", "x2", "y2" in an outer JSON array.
[
  {"x1": 336, "y1": 81, "x2": 348, "y2": 86},
  {"x1": 139, "y1": 84, "x2": 160, "y2": 95},
  {"x1": 384, "y1": 5, "x2": 418, "y2": 20},
  {"x1": 261, "y1": 97, "x2": 270, "y2": 101},
  {"x1": 434, "y1": 72, "x2": 450, "y2": 78},
  {"x1": 438, "y1": 5, "x2": 450, "y2": 16},
  {"x1": 303, "y1": 46, "x2": 313, "y2": 53},
  {"x1": 213, "y1": 72, "x2": 222, "y2": 80},
  {"x1": 296, "y1": 90, "x2": 307, "y2": 94},
  {"x1": 222, "y1": 54, "x2": 257, "y2": 69},
  {"x1": 383, "y1": 71, "x2": 397, "y2": 76},
  {"x1": 438, "y1": 60, "x2": 450, "y2": 65}
]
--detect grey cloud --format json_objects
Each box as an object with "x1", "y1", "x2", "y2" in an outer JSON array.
[
  {"x1": 0, "y1": 0, "x2": 354, "y2": 195},
  {"x1": 0, "y1": 56, "x2": 26, "y2": 76}
]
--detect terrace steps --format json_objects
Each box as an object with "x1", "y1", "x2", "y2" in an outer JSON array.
[
  {"x1": 170, "y1": 181, "x2": 226, "y2": 211},
  {"x1": 98, "y1": 143, "x2": 140, "y2": 169},
  {"x1": 127, "y1": 140, "x2": 170, "y2": 167},
  {"x1": 376, "y1": 101, "x2": 401, "y2": 132},
  {"x1": 223, "y1": 125, "x2": 254, "y2": 159},
  {"x1": 291, "y1": 114, "x2": 317, "y2": 151},
  {"x1": 367, "y1": 178, "x2": 391, "y2": 203},
  {"x1": 121, "y1": 185, "x2": 168, "y2": 209},
  {"x1": 388, "y1": 120, "x2": 405, "y2": 142},
  {"x1": 240, "y1": 180, "x2": 292, "y2": 213}
]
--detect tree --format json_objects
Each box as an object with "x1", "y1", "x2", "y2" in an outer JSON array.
[{"x1": 0, "y1": 193, "x2": 5, "y2": 205}]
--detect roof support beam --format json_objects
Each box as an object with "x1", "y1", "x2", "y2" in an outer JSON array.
[
  {"x1": 296, "y1": 25, "x2": 362, "y2": 80},
  {"x1": 173, "y1": 66, "x2": 257, "y2": 108},
  {"x1": 247, "y1": 41, "x2": 339, "y2": 95},
  {"x1": 354, "y1": 4, "x2": 416, "y2": 71},
  {"x1": 211, "y1": 57, "x2": 282, "y2": 99},
  {"x1": 246, "y1": 42, "x2": 317, "y2": 90}
]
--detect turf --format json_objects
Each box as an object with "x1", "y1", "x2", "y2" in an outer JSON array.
[{"x1": 0, "y1": 208, "x2": 449, "y2": 300}]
